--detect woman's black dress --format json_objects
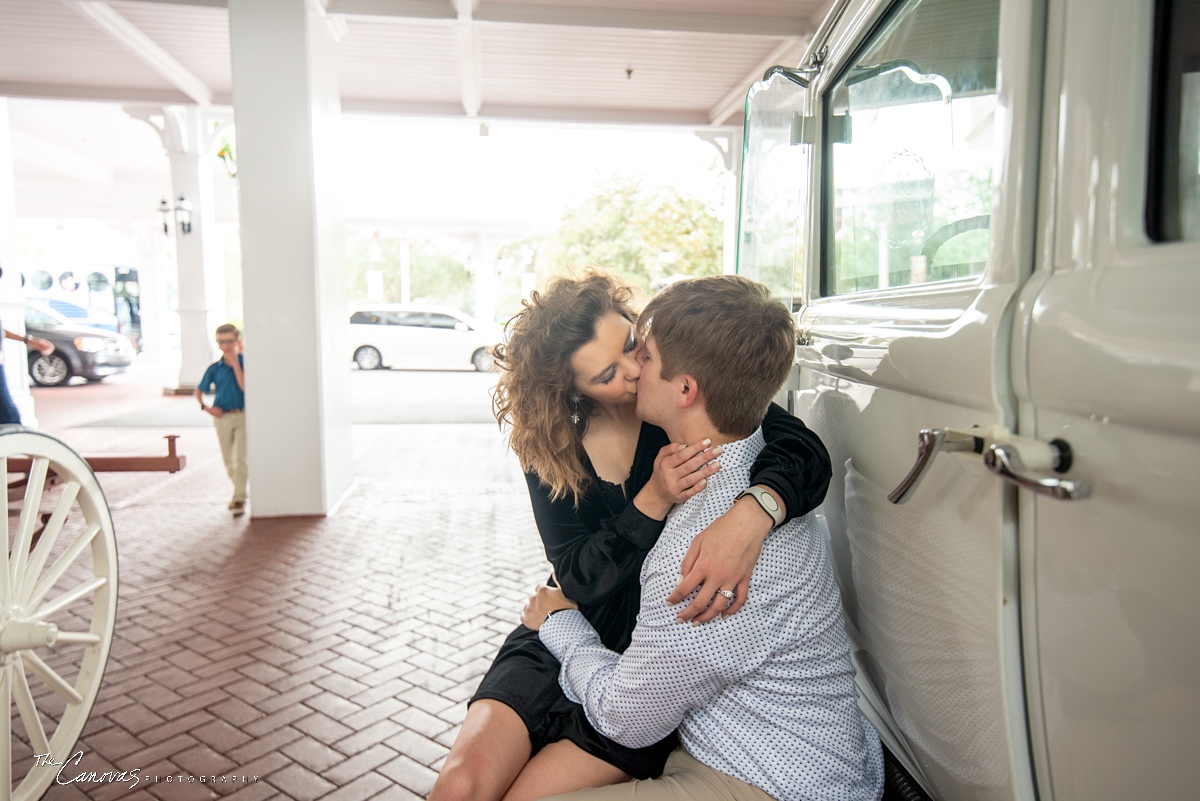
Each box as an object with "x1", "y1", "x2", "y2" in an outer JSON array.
[{"x1": 471, "y1": 403, "x2": 831, "y2": 779}]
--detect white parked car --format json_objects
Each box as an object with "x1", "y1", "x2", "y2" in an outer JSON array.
[
  {"x1": 739, "y1": 0, "x2": 1198, "y2": 800},
  {"x1": 349, "y1": 304, "x2": 501, "y2": 372}
]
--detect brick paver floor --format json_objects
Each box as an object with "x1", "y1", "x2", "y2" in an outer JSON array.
[{"x1": 25, "y1": 423, "x2": 550, "y2": 800}]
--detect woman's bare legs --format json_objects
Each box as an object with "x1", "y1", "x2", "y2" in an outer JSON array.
[
  {"x1": 500, "y1": 739, "x2": 631, "y2": 801},
  {"x1": 428, "y1": 699, "x2": 533, "y2": 801}
]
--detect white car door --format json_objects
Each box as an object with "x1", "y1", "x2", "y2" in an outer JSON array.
[
  {"x1": 384, "y1": 310, "x2": 431, "y2": 368},
  {"x1": 426, "y1": 311, "x2": 472, "y2": 368},
  {"x1": 1015, "y1": 2, "x2": 1200, "y2": 799},
  {"x1": 769, "y1": 0, "x2": 1046, "y2": 798}
]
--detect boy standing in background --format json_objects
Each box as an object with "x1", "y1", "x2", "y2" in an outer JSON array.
[{"x1": 195, "y1": 323, "x2": 247, "y2": 516}]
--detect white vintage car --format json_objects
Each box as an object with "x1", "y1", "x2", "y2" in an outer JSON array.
[{"x1": 738, "y1": 0, "x2": 1198, "y2": 800}]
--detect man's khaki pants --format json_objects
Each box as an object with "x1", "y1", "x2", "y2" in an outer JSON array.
[
  {"x1": 542, "y1": 749, "x2": 776, "y2": 801},
  {"x1": 213, "y1": 410, "x2": 248, "y2": 503}
]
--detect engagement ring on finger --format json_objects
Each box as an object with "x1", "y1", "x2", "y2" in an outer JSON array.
[{"x1": 717, "y1": 589, "x2": 735, "y2": 601}]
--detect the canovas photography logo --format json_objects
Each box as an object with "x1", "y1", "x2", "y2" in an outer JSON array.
[{"x1": 31, "y1": 750, "x2": 259, "y2": 791}]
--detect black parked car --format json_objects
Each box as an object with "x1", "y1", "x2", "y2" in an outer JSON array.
[{"x1": 24, "y1": 305, "x2": 135, "y2": 386}]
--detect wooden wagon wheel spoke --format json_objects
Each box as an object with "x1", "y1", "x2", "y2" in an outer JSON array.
[
  {"x1": 47, "y1": 632, "x2": 101, "y2": 646},
  {"x1": 1, "y1": 457, "x2": 9, "y2": 608},
  {"x1": 18, "y1": 651, "x2": 84, "y2": 706},
  {"x1": 2, "y1": 666, "x2": 12, "y2": 801},
  {"x1": 27, "y1": 522, "x2": 101, "y2": 613},
  {"x1": 31, "y1": 576, "x2": 108, "y2": 622},
  {"x1": 2, "y1": 431, "x2": 117, "y2": 801},
  {"x1": 20, "y1": 482, "x2": 80, "y2": 602},
  {"x1": 10, "y1": 458, "x2": 49, "y2": 588},
  {"x1": 10, "y1": 659, "x2": 48, "y2": 758}
]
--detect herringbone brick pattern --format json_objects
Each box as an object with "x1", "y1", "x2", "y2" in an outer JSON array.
[{"x1": 27, "y1": 424, "x2": 549, "y2": 800}]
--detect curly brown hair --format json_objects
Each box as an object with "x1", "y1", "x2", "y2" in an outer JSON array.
[{"x1": 492, "y1": 269, "x2": 638, "y2": 503}]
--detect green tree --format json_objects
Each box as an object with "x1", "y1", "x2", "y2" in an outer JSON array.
[{"x1": 507, "y1": 173, "x2": 724, "y2": 299}]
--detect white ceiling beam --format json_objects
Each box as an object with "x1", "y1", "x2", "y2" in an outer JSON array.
[
  {"x1": 475, "y1": 104, "x2": 715, "y2": 127},
  {"x1": 108, "y1": 0, "x2": 227, "y2": 6},
  {"x1": 708, "y1": 37, "x2": 809, "y2": 126},
  {"x1": 0, "y1": 81, "x2": 209, "y2": 105},
  {"x1": 473, "y1": 4, "x2": 810, "y2": 37},
  {"x1": 339, "y1": 97, "x2": 717, "y2": 127},
  {"x1": 325, "y1": 0, "x2": 455, "y2": 20},
  {"x1": 65, "y1": 0, "x2": 213, "y2": 106},
  {"x1": 329, "y1": 0, "x2": 807, "y2": 36},
  {"x1": 453, "y1": 0, "x2": 483, "y2": 118}
]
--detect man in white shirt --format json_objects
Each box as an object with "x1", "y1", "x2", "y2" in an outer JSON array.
[{"x1": 522, "y1": 275, "x2": 883, "y2": 801}]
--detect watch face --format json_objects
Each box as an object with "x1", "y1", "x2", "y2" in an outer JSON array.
[{"x1": 763, "y1": 494, "x2": 780, "y2": 512}]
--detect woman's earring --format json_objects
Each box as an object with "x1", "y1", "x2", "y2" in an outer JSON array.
[{"x1": 569, "y1": 394, "x2": 582, "y2": 425}]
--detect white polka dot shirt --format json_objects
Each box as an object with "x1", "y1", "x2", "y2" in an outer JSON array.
[{"x1": 541, "y1": 427, "x2": 884, "y2": 801}]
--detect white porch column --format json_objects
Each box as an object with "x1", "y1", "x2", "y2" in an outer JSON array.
[
  {"x1": 129, "y1": 218, "x2": 173, "y2": 363},
  {"x1": 229, "y1": 0, "x2": 351, "y2": 517},
  {"x1": 169, "y1": 109, "x2": 225, "y2": 389},
  {"x1": 0, "y1": 99, "x2": 36, "y2": 426},
  {"x1": 722, "y1": 133, "x2": 742, "y2": 276},
  {"x1": 127, "y1": 104, "x2": 226, "y2": 389},
  {"x1": 696, "y1": 129, "x2": 742, "y2": 275},
  {"x1": 471, "y1": 231, "x2": 499, "y2": 323}
]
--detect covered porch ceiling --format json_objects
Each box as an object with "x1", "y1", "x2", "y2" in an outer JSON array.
[{"x1": 0, "y1": 0, "x2": 831, "y2": 128}]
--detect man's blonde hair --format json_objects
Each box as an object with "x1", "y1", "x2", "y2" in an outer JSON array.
[
  {"x1": 640, "y1": 275, "x2": 795, "y2": 438},
  {"x1": 215, "y1": 323, "x2": 240, "y2": 338}
]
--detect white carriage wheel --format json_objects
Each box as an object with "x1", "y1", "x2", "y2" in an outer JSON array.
[{"x1": 1, "y1": 428, "x2": 118, "y2": 801}]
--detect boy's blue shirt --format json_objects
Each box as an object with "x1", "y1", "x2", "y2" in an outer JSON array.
[{"x1": 199, "y1": 353, "x2": 245, "y2": 411}]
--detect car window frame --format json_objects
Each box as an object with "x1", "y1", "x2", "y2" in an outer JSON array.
[
  {"x1": 1145, "y1": 0, "x2": 1200, "y2": 241},
  {"x1": 817, "y1": 0, "x2": 1003, "y2": 298}
]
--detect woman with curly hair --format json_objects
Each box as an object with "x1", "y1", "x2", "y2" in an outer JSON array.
[{"x1": 428, "y1": 270, "x2": 831, "y2": 801}]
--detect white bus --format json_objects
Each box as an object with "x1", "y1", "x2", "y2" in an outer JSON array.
[{"x1": 19, "y1": 264, "x2": 141, "y2": 346}]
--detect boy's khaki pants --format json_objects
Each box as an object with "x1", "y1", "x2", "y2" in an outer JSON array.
[
  {"x1": 213, "y1": 410, "x2": 248, "y2": 503},
  {"x1": 542, "y1": 749, "x2": 775, "y2": 801}
]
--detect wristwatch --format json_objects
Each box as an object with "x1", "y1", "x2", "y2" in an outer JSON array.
[
  {"x1": 735, "y1": 486, "x2": 784, "y2": 528},
  {"x1": 544, "y1": 607, "x2": 569, "y2": 626}
]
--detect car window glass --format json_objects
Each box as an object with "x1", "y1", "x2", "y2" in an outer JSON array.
[
  {"x1": 351, "y1": 311, "x2": 385, "y2": 325},
  {"x1": 388, "y1": 312, "x2": 426, "y2": 326},
  {"x1": 25, "y1": 308, "x2": 59, "y2": 327},
  {"x1": 739, "y1": 72, "x2": 811, "y2": 304},
  {"x1": 823, "y1": 0, "x2": 1001, "y2": 296},
  {"x1": 427, "y1": 314, "x2": 460, "y2": 330},
  {"x1": 1147, "y1": 0, "x2": 1200, "y2": 241}
]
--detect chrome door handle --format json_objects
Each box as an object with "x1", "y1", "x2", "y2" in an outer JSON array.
[
  {"x1": 890, "y1": 425, "x2": 1090, "y2": 504},
  {"x1": 889, "y1": 428, "x2": 983, "y2": 504},
  {"x1": 983, "y1": 441, "x2": 1091, "y2": 500}
]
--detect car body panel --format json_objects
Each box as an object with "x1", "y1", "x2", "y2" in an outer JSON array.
[
  {"x1": 739, "y1": 0, "x2": 1200, "y2": 799},
  {"x1": 25, "y1": 304, "x2": 134, "y2": 384},
  {"x1": 1016, "y1": 2, "x2": 1200, "y2": 798},
  {"x1": 767, "y1": 0, "x2": 1042, "y2": 797}
]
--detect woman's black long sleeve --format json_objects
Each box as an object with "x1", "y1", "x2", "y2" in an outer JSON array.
[{"x1": 524, "y1": 470, "x2": 665, "y2": 608}]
